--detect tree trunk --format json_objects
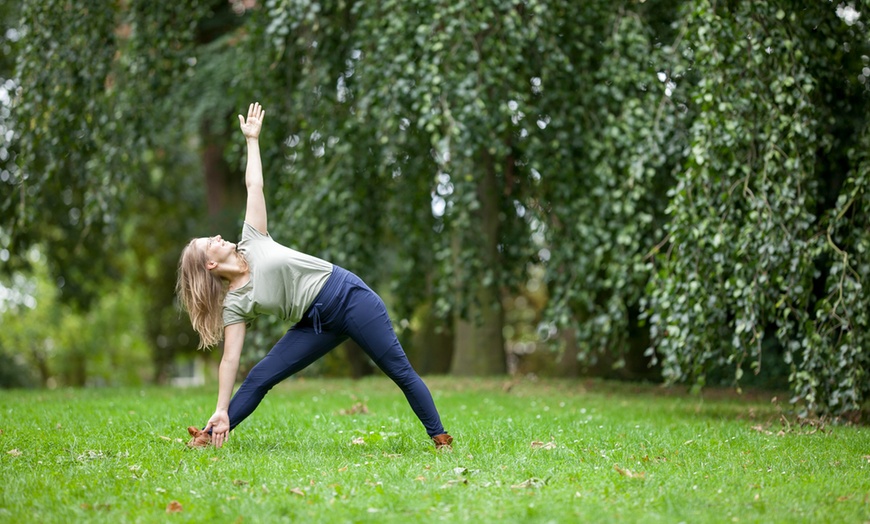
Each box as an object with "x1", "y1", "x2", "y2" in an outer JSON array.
[
  {"x1": 409, "y1": 301, "x2": 453, "y2": 374},
  {"x1": 67, "y1": 350, "x2": 88, "y2": 387},
  {"x1": 554, "y1": 327, "x2": 581, "y2": 378},
  {"x1": 452, "y1": 301, "x2": 505, "y2": 375},
  {"x1": 450, "y1": 156, "x2": 506, "y2": 375},
  {"x1": 202, "y1": 118, "x2": 245, "y2": 237}
]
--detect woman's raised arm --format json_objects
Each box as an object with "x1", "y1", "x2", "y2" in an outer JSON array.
[{"x1": 238, "y1": 102, "x2": 267, "y2": 234}]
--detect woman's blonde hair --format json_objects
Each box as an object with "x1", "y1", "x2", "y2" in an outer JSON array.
[{"x1": 176, "y1": 239, "x2": 226, "y2": 349}]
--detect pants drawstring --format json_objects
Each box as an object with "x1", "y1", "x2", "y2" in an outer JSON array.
[{"x1": 308, "y1": 302, "x2": 323, "y2": 334}]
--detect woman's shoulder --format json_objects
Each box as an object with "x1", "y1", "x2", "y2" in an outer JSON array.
[
  {"x1": 222, "y1": 284, "x2": 254, "y2": 323},
  {"x1": 241, "y1": 221, "x2": 270, "y2": 240}
]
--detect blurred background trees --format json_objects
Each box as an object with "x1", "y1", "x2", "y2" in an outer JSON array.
[{"x1": 1, "y1": 0, "x2": 868, "y2": 417}]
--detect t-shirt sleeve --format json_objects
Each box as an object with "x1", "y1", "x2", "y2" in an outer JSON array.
[
  {"x1": 241, "y1": 221, "x2": 270, "y2": 241},
  {"x1": 222, "y1": 303, "x2": 248, "y2": 327}
]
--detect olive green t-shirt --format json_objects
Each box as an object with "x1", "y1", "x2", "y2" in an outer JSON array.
[{"x1": 222, "y1": 222, "x2": 333, "y2": 326}]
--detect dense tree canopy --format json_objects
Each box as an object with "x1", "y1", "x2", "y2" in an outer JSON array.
[{"x1": 3, "y1": 0, "x2": 869, "y2": 414}]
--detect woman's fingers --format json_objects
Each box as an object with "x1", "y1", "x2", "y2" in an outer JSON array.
[{"x1": 238, "y1": 103, "x2": 264, "y2": 136}]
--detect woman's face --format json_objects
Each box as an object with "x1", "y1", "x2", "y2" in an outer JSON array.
[{"x1": 198, "y1": 235, "x2": 237, "y2": 264}]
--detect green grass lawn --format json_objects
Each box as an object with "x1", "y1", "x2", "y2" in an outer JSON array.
[{"x1": 1, "y1": 377, "x2": 868, "y2": 523}]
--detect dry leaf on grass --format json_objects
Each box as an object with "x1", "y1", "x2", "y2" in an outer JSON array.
[
  {"x1": 613, "y1": 464, "x2": 646, "y2": 479},
  {"x1": 338, "y1": 402, "x2": 369, "y2": 415},
  {"x1": 80, "y1": 503, "x2": 111, "y2": 511},
  {"x1": 7, "y1": 449, "x2": 21, "y2": 457},
  {"x1": 351, "y1": 437, "x2": 366, "y2": 445},
  {"x1": 530, "y1": 441, "x2": 557, "y2": 450},
  {"x1": 289, "y1": 487, "x2": 305, "y2": 497},
  {"x1": 166, "y1": 501, "x2": 183, "y2": 513},
  {"x1": 751, "y1": 425, "x2": 773, "y2": 435},
  {"x1": 511, "y1": 477, "x2": 546, "y2": 489},
  {"x1": 233, "y1": 479, "x2": 249, "y2": 487}
]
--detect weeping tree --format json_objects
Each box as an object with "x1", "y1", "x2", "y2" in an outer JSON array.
[
  {"x1": 7, "y1": 0, "x2": 870, "y2": 415},
  {"x1": 235, "y1": 0, "x2": 558, "y2": 375},
  {"x1": 7, "y1": 0, "x2": 211, "y2": 381},
  {"x1": 522, "y1": 0, "x2": 687, "y2": 376},
  {"x1": 647, "y1": 0, "x2": 870, "y2": 415}
]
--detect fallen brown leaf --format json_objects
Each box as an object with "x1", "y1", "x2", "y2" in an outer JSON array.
[
  {"x1": 511, "y1": 478, "x2": 545, "y2": 489},
  {"x1": 351, "y1": 437, "x2": 366, "y2": 445},
  {"x1": 415, "y1": 476, "x2": 426, "y2": 482},
  {"x1": 7, "y1": 449, "x2": 21, "y2": 457},
  {"x1": 81, "y1": 503, "x2": 111, "y2": 511},
  {"x1": 613, "y1": 464, "x2": 646, "y2": 479},
  {"x1": 290, "y1": 487, "x2": 305, "y2": 497},
  {"x1": 166, "y1": 501, "x2": 183, "y2": 513},
  {"x1": 233, "y1": 479, "x2": 249, "y2": 487},
  {"x1": 338, "y1": 402, "x2": 370, "y2": 415},
  {"x1": 750, "y1": 425, "x2": 772, "y2": 435}
]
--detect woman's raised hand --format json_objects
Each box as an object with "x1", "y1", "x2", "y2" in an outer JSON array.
[{"x1": 238, "y1": 102, "x2": 265, "y2": 140}]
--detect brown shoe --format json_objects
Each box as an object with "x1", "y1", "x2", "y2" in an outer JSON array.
[
  {"x1": 432, "y1": 433, "x2": 453, "y2": 450},
  {"x1": 186, "y1": 426, "x2": 211, "y2": 448}
]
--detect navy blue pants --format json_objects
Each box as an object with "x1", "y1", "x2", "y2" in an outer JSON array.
[{"x1": 225, "y1": 266, "x2": 447, "y2": 438}]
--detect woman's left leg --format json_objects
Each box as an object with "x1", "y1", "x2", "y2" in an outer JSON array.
[{"x1": 339, "y1": 282, "x2": 447, "y2": 438}]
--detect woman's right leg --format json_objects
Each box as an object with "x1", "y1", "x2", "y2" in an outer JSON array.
[{"x1": 226, "y1": 324, "x2": 345, "y2": 431}]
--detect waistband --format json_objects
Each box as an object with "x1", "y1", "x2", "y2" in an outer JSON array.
[{"x1": 305, "y1": 265, "x2": 350, "y2": 334}]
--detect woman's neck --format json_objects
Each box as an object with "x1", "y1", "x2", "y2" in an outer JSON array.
[{"x1": 219, "y1": 253, "x2": 250, "y2": 291}]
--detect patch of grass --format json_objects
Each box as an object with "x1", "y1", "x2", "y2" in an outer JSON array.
[{"x1": 1, "y1": 377, "x2": 869, "y2": 523}]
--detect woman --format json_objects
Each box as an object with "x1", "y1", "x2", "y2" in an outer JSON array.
[{"x1": 176, "y1": 102, "x2": 453, "y2": 450}]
